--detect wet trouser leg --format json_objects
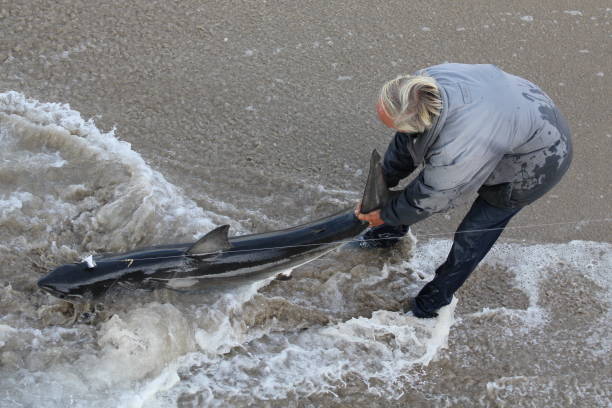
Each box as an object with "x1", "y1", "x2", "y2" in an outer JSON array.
[{"x1": 413, "y1": 197, "x2": 522, "y2": 317}]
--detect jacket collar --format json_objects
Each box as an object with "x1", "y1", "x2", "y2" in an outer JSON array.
[{"x1": 404, "y1": 82, "x2": 448, "y2": 165}]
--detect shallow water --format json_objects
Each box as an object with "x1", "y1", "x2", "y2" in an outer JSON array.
[{"x1": 0, "y1": 93, "x2": 610, "y2": 407}]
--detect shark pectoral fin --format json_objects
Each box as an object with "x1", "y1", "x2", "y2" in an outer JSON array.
[
  {"x1": 187, "y1": 224, "x2": 232, "y2": 256},
  {"x1": 360, "y1": 149, "x2": 390, "y2": 213}
]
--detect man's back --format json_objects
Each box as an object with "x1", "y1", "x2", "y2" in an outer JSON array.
[{"x1": 422, "y1": 63, "x2": 573, "y2": 208}]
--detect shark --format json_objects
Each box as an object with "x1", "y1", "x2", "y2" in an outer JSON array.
[{"x1": 38, "y1": 150, "x2": 390, "y2": 302}]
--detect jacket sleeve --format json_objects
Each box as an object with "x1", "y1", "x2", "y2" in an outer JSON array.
[
  {"x1": 382, "y1": 132, "x2": 417, "y2": 188},
  {"x1": 380, "y1": 139, "x2": 503, "y2": 226}
]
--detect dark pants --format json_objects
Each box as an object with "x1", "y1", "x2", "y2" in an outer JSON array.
[{"x1": 413, "y1": 197, "x2": 522, "y2": 317}]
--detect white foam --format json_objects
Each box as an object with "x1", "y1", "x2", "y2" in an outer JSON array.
[
  {"x1": 147, "y1": 301, "x2": 458, "y2": 406},
  {"x1": 564, "y1": 10, "x2": 583, "y2": 16},
  {"x1": 402, "y1": 238, "x2": 612, "y2": 329},
  {"x1": 0, "y1": 91, "x2": 236, "y2": 256},
  {"x1": 83, "y1": 303, "x2": 195, "y2": 385},
  {"x1": 0, "y1": 323, "x2": 18, "y2": 348},
  {"x1": 5, "y1": 266, "x2": 459, "y2": 406},
  {"x1": 412, "y1": 296, "x2": 457, "y2": 365},
  {"x1": 124, "y1": 362, "x2": 181, "y2": 408},
  {"x1": 193, "y1": 277, "x2": 277, "y2": 355},
  {"x1": 3, "y1": 233, "x2": 610, "y2": 407}
]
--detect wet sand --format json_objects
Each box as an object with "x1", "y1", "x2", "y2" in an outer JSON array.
[
  {"x1": 1, "y1": 1, "x2": 611, "y2": 407},
  {"x1": 1, "y1": 0, "x2": 610, "y2": 242}
]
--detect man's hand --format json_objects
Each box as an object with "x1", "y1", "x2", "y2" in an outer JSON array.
[{"x1": 354, "y1": 204, "x2": 385, "y2": 227}]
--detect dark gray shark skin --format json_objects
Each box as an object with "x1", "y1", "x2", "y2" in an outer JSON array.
[
  {"x1": 38, "y1": 150, "x2": 388, "y2": 302},
  {"x1": 38, "y1": 210, "x2": 366, "y2": 301}
]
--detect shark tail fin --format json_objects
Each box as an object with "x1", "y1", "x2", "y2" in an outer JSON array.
[{"x1": 360, "y1": 149, "x2": 391, "y2": 213}]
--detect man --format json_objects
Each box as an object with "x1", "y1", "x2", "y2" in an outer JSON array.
[{"x1": 355, "y1": 63, "x2": 572, "y2": 318}]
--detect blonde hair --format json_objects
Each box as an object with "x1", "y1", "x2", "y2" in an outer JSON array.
[{"x1": 379, "y1": 74, "x2": 442, "y2": 133}]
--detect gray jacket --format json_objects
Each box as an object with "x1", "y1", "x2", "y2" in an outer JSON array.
[{"x1": 380, "y1": 63, "x2": 573, "y2": 226}]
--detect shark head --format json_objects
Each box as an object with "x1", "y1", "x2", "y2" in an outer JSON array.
[
  {"x1": 38, "y1": 262, "x2": 95, "y2": 301},
  {"x1": 38, "y1": 246, "x2": 192, "y2": 302},
  {"x1": 38, "y1": 258, "x2": 131, "y2": 302}
]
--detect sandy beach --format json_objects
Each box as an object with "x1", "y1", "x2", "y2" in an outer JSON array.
[
  {"x1": 1, "y1": 1, "x2": 610, "y2": 406},
  {"x1": 2, "y1": 0, "x2": 610, "y2": 241}
]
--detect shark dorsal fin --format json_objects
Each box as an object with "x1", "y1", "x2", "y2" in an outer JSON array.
[{"x1": 187, "y1": 225, "x2": 231, "y2": 256}]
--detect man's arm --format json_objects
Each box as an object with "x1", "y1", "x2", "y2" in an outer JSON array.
[
  {"x1": 380, "y1": 140, "x2": 503, "y2": 226},
  {"x1": 383, "y1": 132, "x2": 417, "y2": 188}
]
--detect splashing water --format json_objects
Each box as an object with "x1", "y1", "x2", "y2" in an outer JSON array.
[{"x1": 1, "y1": 93, "x2": 610, "y2": 407}]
